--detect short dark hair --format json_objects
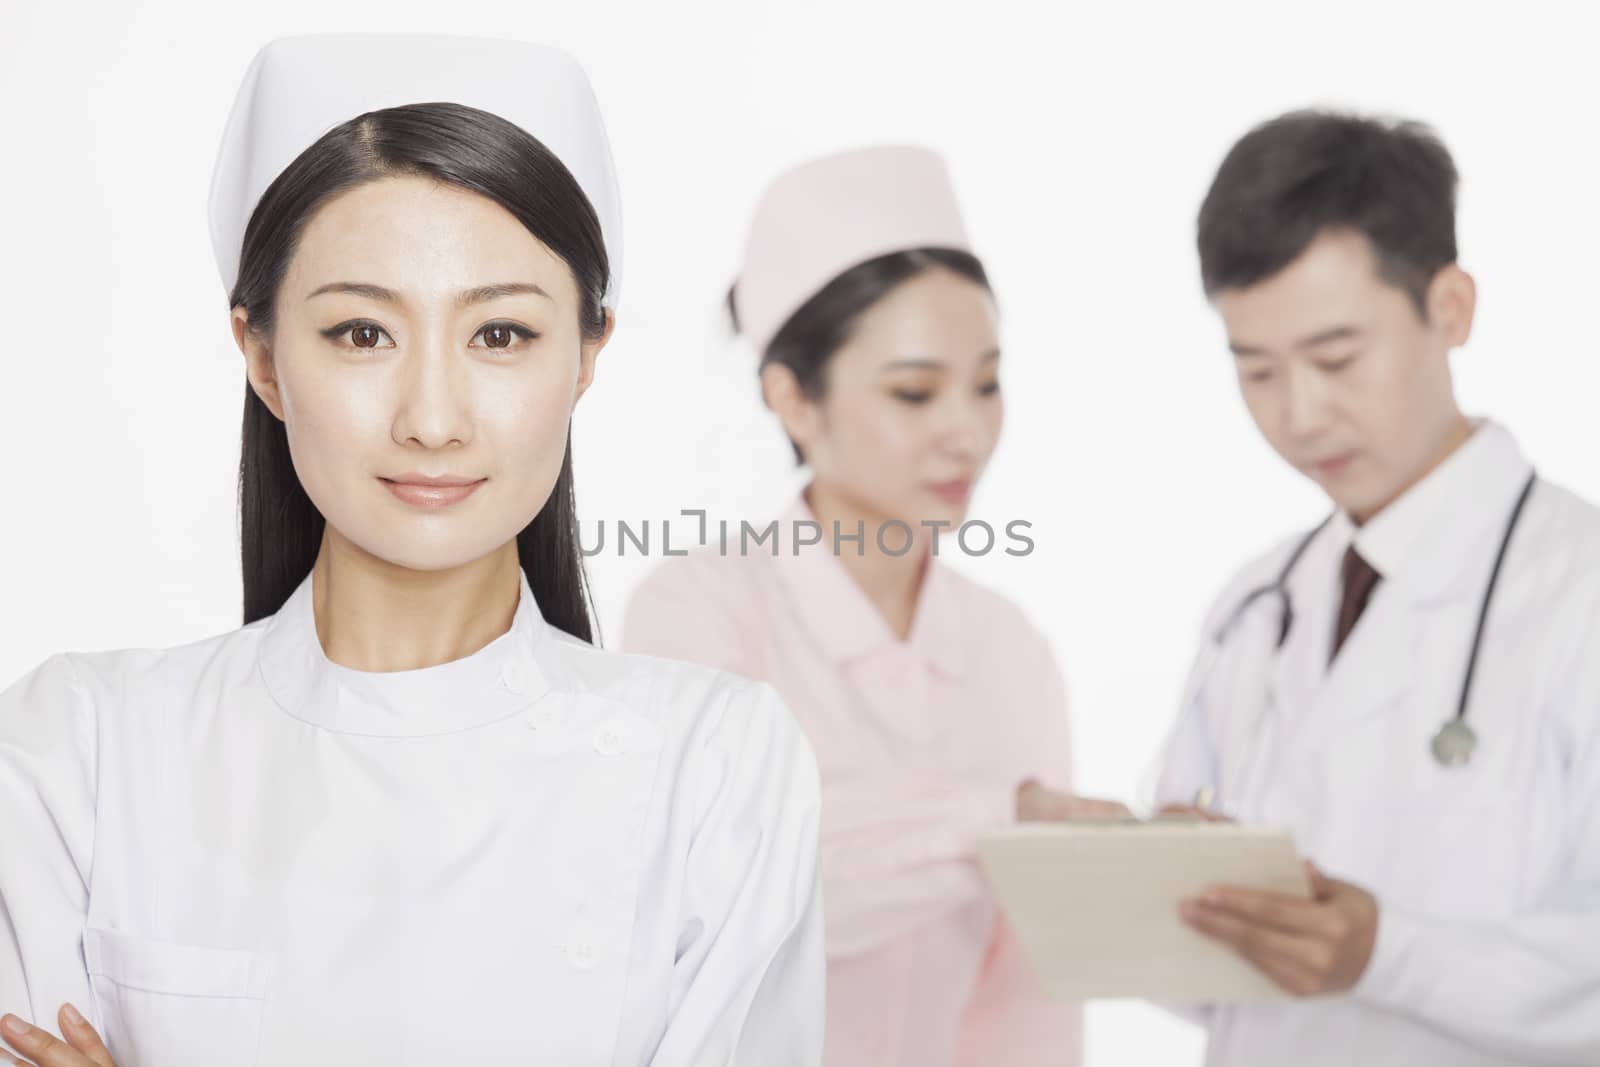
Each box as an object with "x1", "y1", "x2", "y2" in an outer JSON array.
[
  {"x1": 1197, "y1": 109, "x2": 1459, "y2": 316},
  {"x1": 729, "y1": 248, "x2": 991, "y2": 464}
]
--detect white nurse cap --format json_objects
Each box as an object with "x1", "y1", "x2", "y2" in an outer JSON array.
[{"x1": 206, "y1": 32, "x2": 624, "y2": 309}]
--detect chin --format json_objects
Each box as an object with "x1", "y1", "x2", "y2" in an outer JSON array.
[
  {"x1": 1327, "y1": 486, "x2": 1384, "y2": 523},
  {"x1": 912, "y1": 497, "x2": 968, "y2": 531},
  {"x1": 349, "y1": 525, "x2": 520, "y2": 575}
]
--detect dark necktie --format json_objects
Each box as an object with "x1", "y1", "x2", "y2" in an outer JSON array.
[{"x1": 1332, "y1": 545, "x2": 1382, "y2": 663}]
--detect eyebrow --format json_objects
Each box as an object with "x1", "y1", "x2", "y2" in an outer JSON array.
[
  {"x1": 1230, "y1": 325, "x2": 1361, "y2": 358},
  {"x1": 880, "y1": 347, "x2": 1002, "y2": 372},
  {"x1": 305, "y1": 281, "x2": 552, "y2": 306}
]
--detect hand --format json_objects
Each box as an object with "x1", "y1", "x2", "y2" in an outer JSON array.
[
  {"x1": 1015, "y1": 778, "x2": 1134, "y2": 822},
  {"x1": 1155, "y1": 803, "x2": 1233, "y2": 823},
  {"x1": 0, "y1": 1006, "x2": 114, "y2": 1066},
  {"x1": 1178, "y1": 860, "x2": 1379, "y2": 996}
]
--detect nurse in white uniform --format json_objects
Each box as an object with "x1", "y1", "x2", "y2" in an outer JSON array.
[
  {"x1": 1153, "y1": 109, "x2": 1600, "y2": 1065},
  {"x1": 0, "y1": 34, "x2": 824, "y2": 1067}
]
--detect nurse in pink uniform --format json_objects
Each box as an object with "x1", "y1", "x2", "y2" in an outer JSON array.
[{"x1": 622, "y1": 145, "x2": 1122, "y2": 1067}]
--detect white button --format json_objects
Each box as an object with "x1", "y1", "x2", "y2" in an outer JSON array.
[
  {"x1": 593, "y1": 720, "x2": 630, "y2": 758},
  {"x1": 499, "y1": 659, "x2": 526, "y2": 694},
  {"x1": 566, "y1": 940, "x2": 598, "y2": 970}
]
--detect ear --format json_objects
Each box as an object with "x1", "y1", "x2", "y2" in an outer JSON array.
[
  {"x1": 1426, "y1": 264, "x2": 1477, "y2": 348},
  {"x1": 233, "y1": 307, "x2": 286, "y2": 421},
  {"x1": 759, "y1": 361, "x2": 822, "y2": 455},
  {"x1": 573, "y1": 309, "x2": 616, "y2": 406}
]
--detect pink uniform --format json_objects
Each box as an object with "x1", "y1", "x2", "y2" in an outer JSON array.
[{"x1": 622, "y1": 494, "x2": 1082, "y2": 1067}]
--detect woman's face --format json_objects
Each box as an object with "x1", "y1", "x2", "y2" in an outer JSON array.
[
  {"x1": 765, "y1": 266, "x2": 1003, "y2": 530},
  {"x1": 233, "y1": 174, "x2": 611, "y2": 572}
]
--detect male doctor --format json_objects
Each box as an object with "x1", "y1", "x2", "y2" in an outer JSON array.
[{"x1": 1155, "y1": 109, "x2": 1600, "y2": 1065}]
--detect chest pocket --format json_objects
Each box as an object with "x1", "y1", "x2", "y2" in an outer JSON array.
[
  {"x1": 1373, "y1": 745, "x2": 1533, "y2": 915},
  {"x1": 83, "y1": 926, "x2": 270, "y2": 1067}
]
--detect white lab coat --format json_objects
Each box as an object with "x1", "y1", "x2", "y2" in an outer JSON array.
[
  {"x1": 0, "y1": 565, "x2": 825, "y2": 1066},
  {"x1": 1154, "y1": 419, "x2": 1600, "y2": 1066}
]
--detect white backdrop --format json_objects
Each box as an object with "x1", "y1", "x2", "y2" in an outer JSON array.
[{"x1": 2, "y1": 1, "x2": 1596, "y2": 1062}]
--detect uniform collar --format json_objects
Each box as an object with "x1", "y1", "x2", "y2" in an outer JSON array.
[
  {"x1": 257, "y1": 566, "x2": 555, "y2": 737},
  {"x1": 1327, "y1": 418, "x2": 1533, "y2": 603},
  {"x1": 769, "y1": 492, "x2": 968, "y2": 681}
]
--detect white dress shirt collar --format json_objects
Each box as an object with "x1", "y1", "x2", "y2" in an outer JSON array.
[{"x1": 1326, "y1": 418, "x2": 1533, "y2": 603}]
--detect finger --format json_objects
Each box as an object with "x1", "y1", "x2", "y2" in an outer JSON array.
[
  {"x1": 1198, "y1": 886, "x2": 1344, "y2": 938},
  {"x1": 1154, "y1": 805, "x2": 1205, "y2": 822},
  {"x1": 0, "y1": 1047, "x2": 35, "y2": 1067},
  {"x1": 1304, "y1": 860, "x2": 1338, "y2": 901},
  {"x1": 1239, "y1": 942, "x2": 1330, "y2": 997},
  {"x1": 1179, "y1": 900, "x2": 1338, "y2": 981},
  {"x1": 1154, "y1": 805, "x2": 1231, "y2": 823},
  {"x1": 1181, "y1": 900, "x2": 1331, "y2": 990},
  {"x1": 1035, "y1": 790, "x2": 1132, "y2": 822},
  {"x1": 56, "y1": 1007, "x2": 111, "y2": 1067},
  {"x1": 0, "y1": 1015, "x2": 41, "y2": 1064},
  {"x1": 0, "y1": 1015, "x2": 90, "y2": 1067},
  {"x1": 1072, "y1": 797, "x2": 1134, "y2": 820}
]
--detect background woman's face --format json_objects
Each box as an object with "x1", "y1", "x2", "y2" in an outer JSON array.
[
  {"x1": 236, "y1": 174, "x2": 606, "y2": 572},
  {"x1": 773, "y1": 267, "x2": 1004, "y2": 528}
]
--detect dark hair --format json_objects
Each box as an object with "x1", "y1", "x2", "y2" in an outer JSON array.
[
  {"x1": 1197, "y1": 109, "x2": 1459, "y2": 317},
  {"x1": 730, "y1": 248, "x2": 991, "y2": 464},
  {"x1": 230, "y1": 102, "x2": 608, "y2": 638}
]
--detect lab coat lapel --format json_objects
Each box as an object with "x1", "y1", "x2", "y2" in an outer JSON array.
[
  {"x1": 1298, "y1": 422, "x2": 1533, "y2": 756},
  {"x1": 1300, "y1": 589, "x2": 1424, "y2": 755},
  {"x1": 1285, "y1": 423, "x2": 1529, "y2": 758}
]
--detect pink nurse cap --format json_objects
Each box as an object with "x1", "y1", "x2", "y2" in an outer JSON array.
[{"x1": 732, "y1": 144, "x2": 973, "y2": 356}]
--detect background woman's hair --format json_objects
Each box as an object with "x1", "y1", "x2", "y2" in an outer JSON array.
[
  {"x1": 1196, "y1": 109, "x2": 1458, "y2": 316},
  {"x1": 731, "y1": 247, "x2": 991, "y2": 464},
  {"x1": 229, "y1": 101, "x2": 608, "y2": 638}
]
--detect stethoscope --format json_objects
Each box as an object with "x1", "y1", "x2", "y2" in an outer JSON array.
[{"x1": 1209, "y1": 469, "x2": 1539, "y2": 770}]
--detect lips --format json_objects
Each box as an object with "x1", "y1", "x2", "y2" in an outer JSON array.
[
  {"x1": 379, "y1": 474, "x2": 486, "y2": 509},
  {"x1": 1309, "y1": 452, "x2": 1356, "y2": 479},
  {"x1": 928, "y1": 479, "x2": 973, "y2": 504}
]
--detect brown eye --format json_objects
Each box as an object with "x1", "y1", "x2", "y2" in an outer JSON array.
[
  {"x1": 319, "y1": 320, "x2": 393, "y2": 351},
  {"x1": 471, "y1": 322, "x2": 537, "y2": 351}
]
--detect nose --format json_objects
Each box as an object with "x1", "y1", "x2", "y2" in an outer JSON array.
[
  {"x1": 937, "y1": 389, "x2": 991, "y2": 462},
  {"x1": 1282, "y1": 361, "x2": 1333, "y2": 442},
  {"x1": 391, "y1": 330, "x2": 472, "y2": 450}
]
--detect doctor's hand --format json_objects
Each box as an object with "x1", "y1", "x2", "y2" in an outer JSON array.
[
  {"x1": 1178, "y1": 861, "x2": 1378, "y2": 997},
  {"x1": 0, "y1": 1006, "x2": 115, "y2": 1067},
  {"x1": 1015, "y1": 778, "x2": 1134, "y2": 822}
]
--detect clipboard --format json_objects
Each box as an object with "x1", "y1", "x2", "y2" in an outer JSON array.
[{"x1": 976, "y1": 821, "x2": 1311, "y2": 1001}]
